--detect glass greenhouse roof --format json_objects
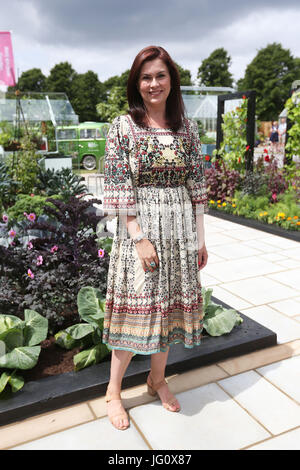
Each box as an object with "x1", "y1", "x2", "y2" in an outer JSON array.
[
  {"x1": 181, "y1": 86, "x2": 242, "y2": 119},
  {"x1": 0, "y1": 91, "x2": 79, "y2": 125}
]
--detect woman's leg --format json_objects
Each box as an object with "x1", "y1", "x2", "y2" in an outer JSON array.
[
  {"x1": 106, "y1": 349, "x2": 134, "y2": 429},
  {"x1": 150, "y1": 347, "x2": 180, "y2": 411}
]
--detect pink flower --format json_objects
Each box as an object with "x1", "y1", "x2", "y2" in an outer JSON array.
[
  {"x1": 98, "y1": 248, "x2": 105, "y2": 258},
  {"x1": 24, "y1": 212, "x2": 28, "y2": 217},
  {"x1": 36, "y1": 255, "x2": 43, "y2": 266},
  {"x1": 2, "y1": 214, "x2": 8, "y2": 223},
  {"x1": 27, "y1": 213, "x2": 36, "y2": 222},
  {"x1": 27, "y1": 241, "x2": 33, "y2": 250},
  {"x1": 30, "y1": 193, "x2": 34, "y2": 197},
  {"x1": 9, "y1": 229, "x2": 16, "y2": 238},
  {"x1": 272, "y1": 192, "x2": 277, "y2": 201},
  {"x1": 27, "y1": 269, "x2": 34, "y2": 279},
  {"x1": 50, "y1": 245, "x2": 58, "y2": 253}
]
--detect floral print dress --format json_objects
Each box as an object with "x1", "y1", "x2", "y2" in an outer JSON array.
[{"x1": 102, "y1": 114, "x2": 208, "y2": 354}]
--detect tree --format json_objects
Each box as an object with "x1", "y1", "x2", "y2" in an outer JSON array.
[
  {"x1": 197, "y1": 48, "x2": 234, "y2": 87},
  {"x1": 174, "y1": 63, "x2": 193, "y2": 85},
  {"x1": 14, "y1": 68, "x2": 47, "y2": 93},
  {"x1": 71, "y1": 71, "x2": 106, "y2": 122},
  {"x1": 237, "y1": 43, "x2": 299, "y2": 121},
  {"x1": 46, "y1": 62, "x2": 77, "y2": 101},
  {"x1": 96, "y1": 86, "x2": 128, "y2": 122}
]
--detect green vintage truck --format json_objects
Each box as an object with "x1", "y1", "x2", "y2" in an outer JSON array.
[{"x1": 56, "y1": 121, "x2": 110, "y2": 171}]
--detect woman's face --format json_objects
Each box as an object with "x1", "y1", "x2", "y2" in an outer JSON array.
[{"x1": 137, "y1": 58, "x2": 171, "y2": 109}]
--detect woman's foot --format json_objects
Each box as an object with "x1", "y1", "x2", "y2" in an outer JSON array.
[
  {"x1": 105, "y1": 387, "x2": 130, "y2": 430},
  {"x1": 147, "y1": 373, "x2": 181, "y2": 412}
]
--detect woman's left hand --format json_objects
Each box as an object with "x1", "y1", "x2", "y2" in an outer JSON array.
[{"x1": 198, "y1": 244, "x2": 208, "y2": 270}]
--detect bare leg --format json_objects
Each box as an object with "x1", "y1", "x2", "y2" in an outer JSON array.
[
  {"x1": 150, "y1": 347, "x2": 180, "y2": 411},
  {"x1": 106, "y1": 349, "x2": 134, "y2": 429}
]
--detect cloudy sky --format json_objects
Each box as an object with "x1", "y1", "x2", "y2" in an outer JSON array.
[{"x1": 1, "y1": 0, "x2": 300, "y2": 85}]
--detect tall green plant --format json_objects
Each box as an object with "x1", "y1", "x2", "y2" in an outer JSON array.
[
  {"x1": 285, "y1": 90, "x2": 300, "y2": 158},
  {"x1": 6, "y1": 134, "x2": 40, "y2": 194},
  {"x1": 213, "y1": 96, "x2": 249, "y2": 172}
]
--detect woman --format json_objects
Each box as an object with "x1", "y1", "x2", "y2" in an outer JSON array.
[
  {"x1": 102, "y1": 45, "x2": 209, "y2": 430},
  {"x1": 270, "y1": 121, "x2": 279, "y2": 153}
]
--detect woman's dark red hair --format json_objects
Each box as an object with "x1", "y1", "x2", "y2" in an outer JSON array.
[{"x1": 127, "y1": 45, "x2": 186, "y2": 132}]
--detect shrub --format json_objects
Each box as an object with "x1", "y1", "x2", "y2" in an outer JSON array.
[
  {"x1": 205, "y1": 162, "x2": 242, "y2": 202},
  {"x1": 0, "y1": 196, "x2": 111, "y2": 334}
]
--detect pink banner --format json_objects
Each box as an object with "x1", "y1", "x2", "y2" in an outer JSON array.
[{"x1": 0, "y1": 32, "x2": 16, "y2": 87}]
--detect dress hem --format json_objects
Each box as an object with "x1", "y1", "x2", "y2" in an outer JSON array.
[{"x1": 103, "y1": 339, "x2": 202, "y2": 356}]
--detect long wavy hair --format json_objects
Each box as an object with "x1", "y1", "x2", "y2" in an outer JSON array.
[{"x1": 127, "y1": 45, "x2": 186, "y2": 132}]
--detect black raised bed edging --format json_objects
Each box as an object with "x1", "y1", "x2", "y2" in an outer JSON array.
[
  {"x1": 208, "y1": 208, "x2": 300, "y2": 243},
  {"x1": 0, "y1": 296, "x2": 277, "y2": 428}
]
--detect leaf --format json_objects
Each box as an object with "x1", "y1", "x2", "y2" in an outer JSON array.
[
  {"x1": 64, "y1": 323, "x2": 95, "y2": 340},
  {"x1": 23, "y1": 310, "x2": 48, "y2": 346},
  {"x1": 54, "y1": 330, "x2": 79, "y2": 350},
  {"x1": 0, "y1": 370, "x2": 25, "y2": 394},
  {"x1": 0, "y1": 315, "x2": 23, "y2": 335},
  {"x1": 0, "y1": 346, "x2": 41, "y2": 369},
  {"x1": 203, "y1": 309, "x2": 238, "y2": 336},
  {"x1": 73, "y1": 343, "x2": 110, "y2": 371},
  {"x1": 0, "y1": 328, "x2": 24, "y2": 352},
  {"x1": 0, "y1": 371, "x2": 11, "y2": 393},
  {"x1": 77, "y1": 287, "x2": 105, "y2": 328},
  {"x1": 9, "y1": 370, "x2": 25, "y2": 393}
]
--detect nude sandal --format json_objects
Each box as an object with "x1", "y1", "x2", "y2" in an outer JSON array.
[
  {"x1": 105, "y1": 391, "x2": 130, "y2": 430},
  {"x1": 147, "y1": 372, "x2": 181, "y2": 412}
]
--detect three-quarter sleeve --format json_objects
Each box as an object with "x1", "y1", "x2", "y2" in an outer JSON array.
[
  {"x1": 103, "y1": 116, "x2": 136, "y2": 218},
  {"x1": 186, "y1": 119, "x2": 209, "y2": 215}
]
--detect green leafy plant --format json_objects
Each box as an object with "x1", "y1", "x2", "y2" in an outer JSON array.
[
  {"x1": 6, "y1": 134, "x2": 40, "y2": 194},
  {"x1": 212, "y1": 96, "x2": 249, "y2": 172},
  {"x1": 285, "y1": 90, "x2": 300, "y2": 159},
  {"x1": 0, "y1": 310, "x2": 48, "y2": 397},
  {"x1": 202, "y1": 287, "x2": 243, "y2": 336},
  {"x1": 0, "y1": 161, "x2": 20, "y2": 210},
  {"x1": 55, "y1": 286, "x2": 111, "y2": 371},
  {"x1": 5, "y1": 193, "x2": 62, "y2": 223},
  {"x1": 34, "y1": 167, "x2": 89, "y2": 201}
]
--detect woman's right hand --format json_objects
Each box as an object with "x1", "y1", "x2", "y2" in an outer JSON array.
[{"x1": 134, "y1": 239, "x2": 159, "y2": 272}]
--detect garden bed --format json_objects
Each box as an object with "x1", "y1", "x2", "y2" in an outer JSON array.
[
  {"x1": 0, "y1": 296, "x2": 277, "y2": 428},
  {"x1": 208, "y1": 208, "x2": 300, "y2": 242}
]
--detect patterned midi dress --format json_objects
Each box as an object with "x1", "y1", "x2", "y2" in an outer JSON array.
[{"x1": 102, "y1": 114, "x2": 209, "y2": 355}]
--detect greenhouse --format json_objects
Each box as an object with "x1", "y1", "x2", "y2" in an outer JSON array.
[
  {"x1": 0, "y1": 91, "x2": 78, "y2": 126},
  {"x1": 181, "y1": 86, "x2": 242, "y2": 137}
]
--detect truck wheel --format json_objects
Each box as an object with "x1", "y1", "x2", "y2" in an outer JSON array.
[{"x1": 82, "y1": 155, "x2": 96, "y2": 171}]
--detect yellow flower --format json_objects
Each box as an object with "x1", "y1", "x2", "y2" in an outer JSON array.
[
  {"x1": 259, "y1": 213, "x2": 263, "y2": 217},
  {"x1": 222, "y1": 202, "x2": 226, "y2": 206},
  {"x1": 217, "y1": 200, "x2": 221, "y2": 203},
  {"x1": 287, "y1": 217, "x2": 292, "y2": 220},
  {"x1": 210, "y1": 200, "x2": 215, "y2": 204},
  {"x1": 277, "y1": 212, "x2": 285, "y2": 218},
  {"x1": 297, "y1": 221, "x2": 300, "y2": 226},
  {"x1": 264, "y1": 212, "x2": 268, "y2": 215},
  {"x1": 217, "y1": 204, "x2": 221, "y2": 208},
  {"x1": 232, "y1": 203, "x2": 236, "y2": 207}
]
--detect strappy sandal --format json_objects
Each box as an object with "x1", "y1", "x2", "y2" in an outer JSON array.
[
  {"x1": 147, "y1": 372, "x2": 181, "y2": 412},
  {"x1": 105, "y1": 390, "x2": 130, "y2": 430}
]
